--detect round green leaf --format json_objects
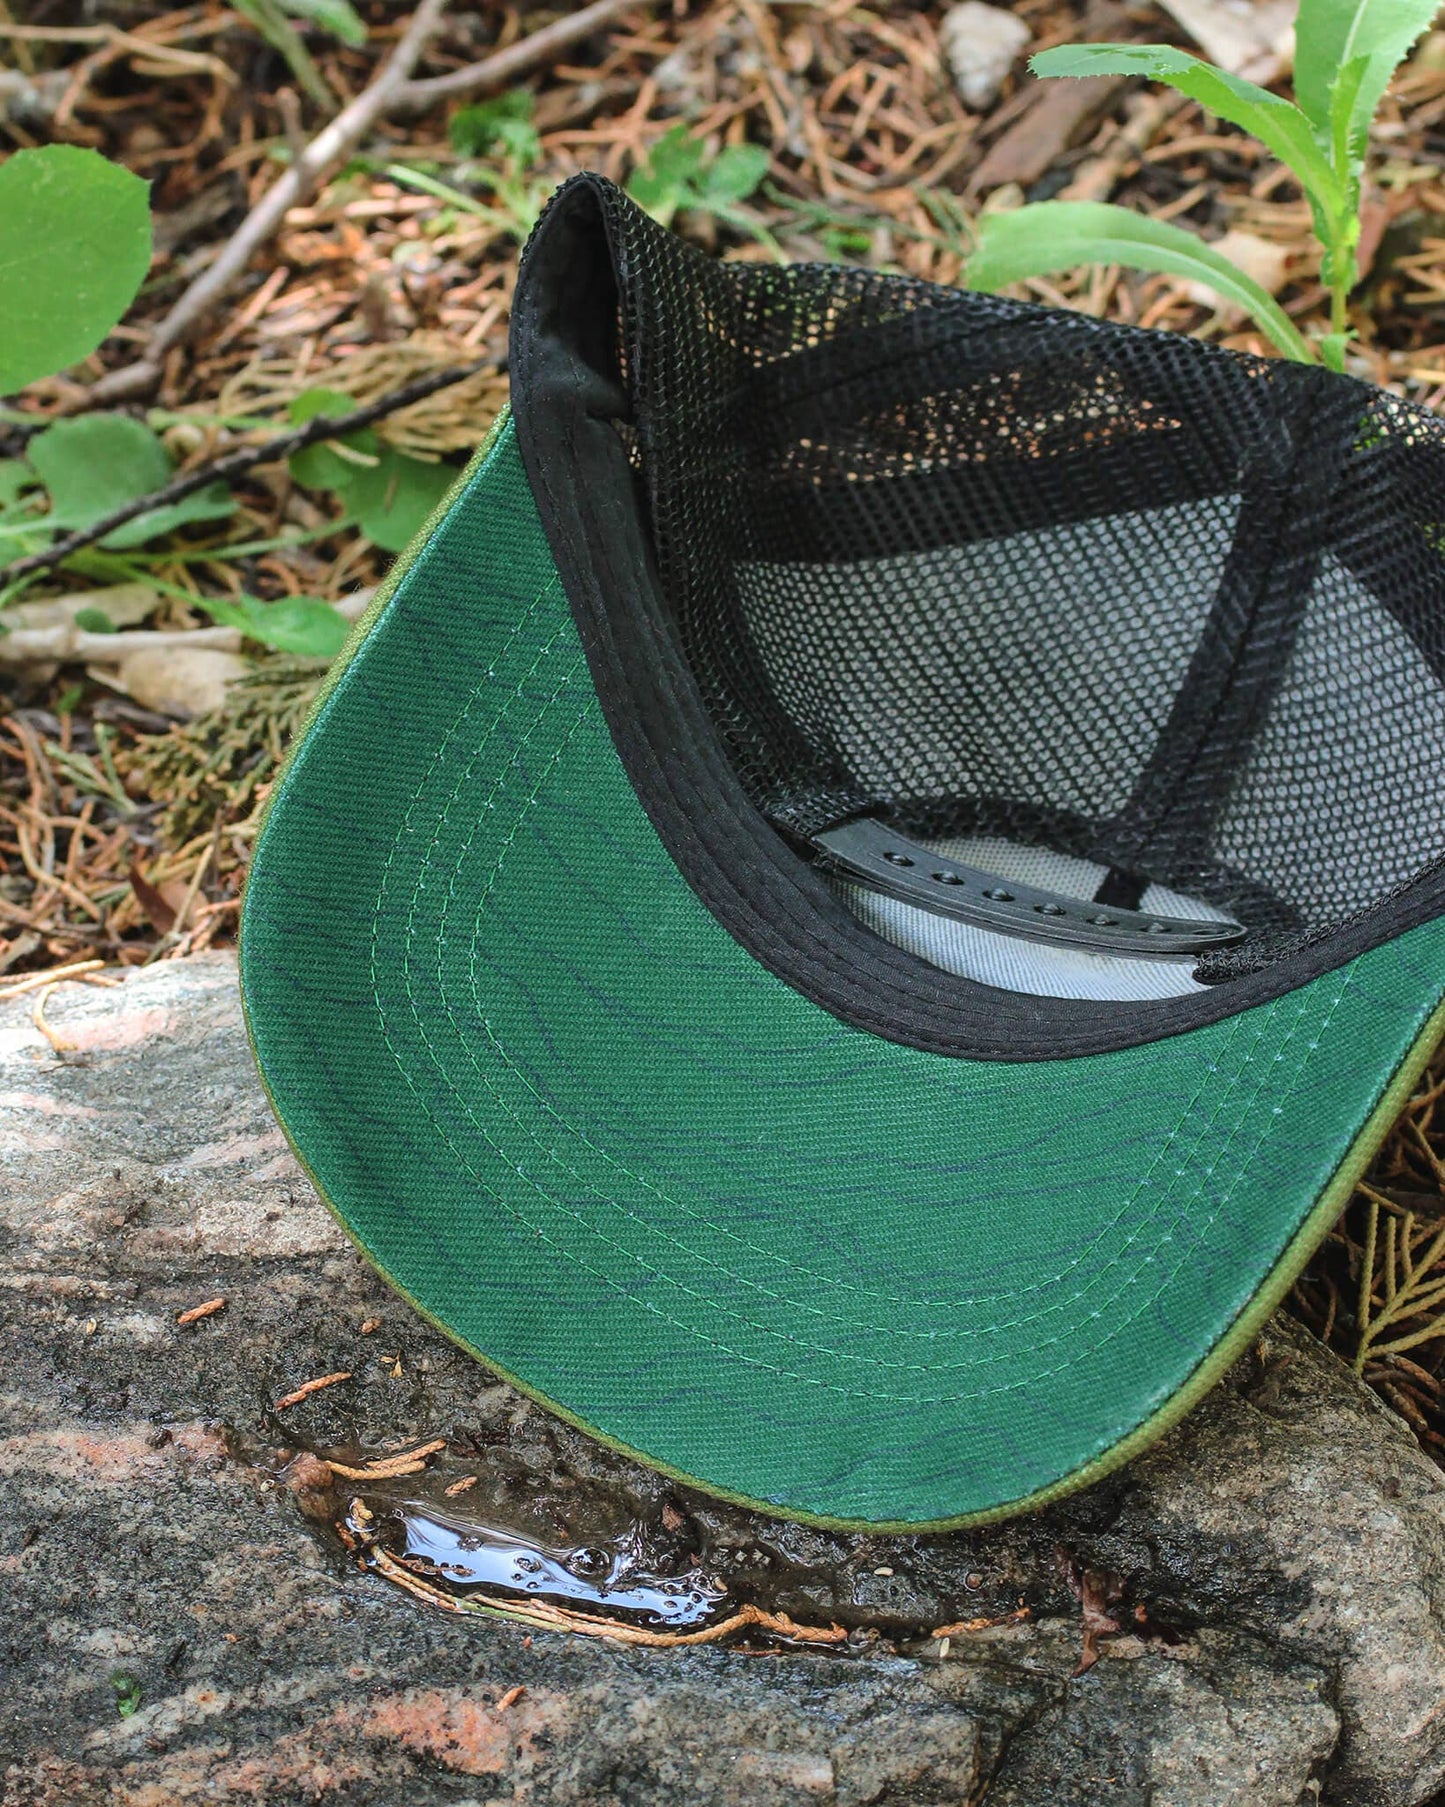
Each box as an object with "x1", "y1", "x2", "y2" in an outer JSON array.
[
  {"x1": 28, "y1": 414, "x2": 171, "y2": 527},
  {"x1": 351, "y1": 450, "x2": 455, "y2": 552},
  {"x1": 0, "y1": 146, "x2": 152, "y2": 395}
]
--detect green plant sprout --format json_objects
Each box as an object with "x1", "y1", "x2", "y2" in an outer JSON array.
[
  {"x1": 232, "y1": 0, "x2": 367, "y2": 112},
  {"x1": 388, "y1": 89, "x2": 551, "y2": 242},
  {"x1": 627, "y1": 124, "x2": 778, "y2": 253},
  {"x1": 967, "y1": 0, "x2": 1443, "y2": 369}
]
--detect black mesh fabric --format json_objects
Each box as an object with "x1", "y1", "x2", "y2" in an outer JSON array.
[{"x1": 544, "y1": 179, "x2": 1445, "y2": 980}]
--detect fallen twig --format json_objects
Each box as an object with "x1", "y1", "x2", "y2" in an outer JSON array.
[
  {"x1": 324, "y1": 1437, "x2": 447, "y2": 1480},
  {"x1": 3, "y1": 367, "x2": 484, "y2": 583},
  {"x1": 1, "y1": 625, "x2": 244, "y2": 666},
  {"x1": 929, "y1": 1607, "x2": 1031, "y2": 1637},
  {"x1": 392, "y1": 0, "x2": 649, "y2": 114},
  {"x1": 1057, "y1": 89, "x2": 1188, "y2": 205},
  {"x1": 274, "y1": 1370, "x2": 352, "y2": 1410},
  {"x1": 87, "y1": 0, "x2": 650, "y2": 403},
  {"x1": 176, "y1": 1297, "x2": 227, "y2": 1325},
  {"x1": 0, "y1": 957, "x2": 105, "y2": 1001}
]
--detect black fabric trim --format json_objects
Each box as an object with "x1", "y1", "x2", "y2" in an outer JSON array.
[{"x1": 508, "y1": 175, "x2": 1445, "y2": 1062}]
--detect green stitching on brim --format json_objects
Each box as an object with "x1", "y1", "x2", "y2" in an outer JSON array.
[{"x1": 240, "y1": 414, "x2": 1445, "y2": 1529}]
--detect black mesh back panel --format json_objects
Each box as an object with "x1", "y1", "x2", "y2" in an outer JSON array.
[{"x1": 549, "y1": 180, "x2": 1445, "y2": 978}]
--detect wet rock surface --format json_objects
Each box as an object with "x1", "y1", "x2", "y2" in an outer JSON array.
[{"x1": 3, "y1": 954, "x2": 1445, "y2": 1805}]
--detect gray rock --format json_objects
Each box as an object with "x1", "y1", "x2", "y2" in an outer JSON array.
[
  {"x1": 984, "y1": 1628, "x2": 1337, "y2": 1807},
  {"x1": 1, "y1": 954, "x2": 1443, "y2": 1805},
  {"x1": 940, "y1": 0, "x2": 1033, "y2": 112}
]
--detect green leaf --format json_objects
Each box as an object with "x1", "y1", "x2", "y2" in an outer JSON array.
[
  {"x1": 27, "y1": 415, "x2": 235, "y2": 546},
  {"x1": 1031, "y1": 44, "x2": 1345, "y2": 223},
  {"x1": 286, "y1": 387, "x2": 379, "y2": 491},
  {"x1": 30, "y1": 414, "x2": 169, "y2": 526},
  {"x1": 202, "y1": 592, "x2": 349, "y2": 658},
  {"x1": 0, "y1": 460, "x2": 37, "y2": 509},
  {"x1": 699, "y1": 143, "x2": 771, "y2": 206},
  {"x1": 449, "y1": 91, "x2": 540, "y2": 167},
  {"x1": 110, "y1": 1672, "x2": 142, "y2": 1720},
  {"x1": 628, "y1": 127, "x2": 770, "y2": 227},
  {"x1": 627, "y1": 125, "x2": 706, "y2": 225},
  {"x1": 0, "y1": 146, "x2": 152, "y2": 394},
  {"x1": 966, "y1": 201, "x2": 1315, "y2": 363},
  {"x1": 103, "y1": 482, "x2": 236, "y2": 549},
  {"x1": 74, "y1": 606, "x2": 117, "y2": 633},
  {"x1": 1293, "y1": 0, "x2": 1440, "y2": 166},
  {"x1": 644, "y1": 124, "x2": 707, "y2": 186},
  {"x1": 349, "y1": 450, "x2": 454, "y2": 551},
  {"x1": 1317, "y1": 330, "x2": 1353, "y2": 371},
  {"x1": 281, "y1": 0, "x2": 366, "y2": 45}
]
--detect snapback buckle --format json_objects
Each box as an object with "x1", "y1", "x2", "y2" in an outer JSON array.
[{"x1": 813, "y1": 818, "x2": 1246, "y2": 961}]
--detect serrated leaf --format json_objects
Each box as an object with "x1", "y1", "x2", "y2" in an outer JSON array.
[
  {"x1": 281, "y1": 0, "x2": 366, "y2": 46},
  {"x1": 449, "y1": 90, "x2": 534, "y2": 157},
  {"x1": 966, "y1": 201, "x2": 1315, "y2": 363},
  {"x1": 350, "y1": 450, "x2": 454, "y2": 552},
  {"x1": 1293, "y1": 0, "x2": 1440, "y2": 161},
  {"x1": 27, "y1": 414, "x2": 235, "y2": 546},
  {"x1": 202, "y1": 593, "x2": 349, "y2": 658},
  {"x1": 699, "y1": 143, "x2": 771, "y2": 205},
  {"x1": 1032, "y1": 44, "x2": 1345, "y2": 222},
  {"x1": 627, "y1": 125, "x2": 706, "y2": 225},
  {"x1": 0, "y1": 146, "x2": 152, "y2": 395},
  {"x1": 644, "y1": 124, "x2": 707, "y2": 186},
  {"x1": 1327, "y1": 52, "x2": 1379, "y2": 180}
]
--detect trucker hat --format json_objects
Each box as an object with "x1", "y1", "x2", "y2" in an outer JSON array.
[{"x1": 241, "y1": 174, "x2": 1445, "y2": 1530}]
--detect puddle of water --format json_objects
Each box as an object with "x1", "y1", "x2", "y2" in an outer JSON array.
[
  {"x1": 259, "y1": 1428, "x2": 1021, "y2": 1647},
  {"x1": 393, "y1": 1504, "x2": 730, "y2": 1630}
]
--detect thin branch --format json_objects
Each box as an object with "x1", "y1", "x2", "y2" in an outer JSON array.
[
  {"x1": 0, "y1": 625, "x2": 243, "y2": 664},
  {"x1": 86, "y1": 0, "x2": 652, "y2": 405},
  {"x1": 393, "y1": 0, "x2": 649, "y2": 113},
  {"x1": 1, "y1": 364, "x2": 484, "y2": 583},
  {"x1": 86, "y1": 0, "x2": 451, "y2": 403}
]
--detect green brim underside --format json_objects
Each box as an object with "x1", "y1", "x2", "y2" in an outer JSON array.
[{"x1": 240, "y1": 413, "x2": 1445, "y2": 1531}]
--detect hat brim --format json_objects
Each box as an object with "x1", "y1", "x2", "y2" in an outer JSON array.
[{"x1": 241, "y1": 411, "x2": 1445, "y2": 1530}]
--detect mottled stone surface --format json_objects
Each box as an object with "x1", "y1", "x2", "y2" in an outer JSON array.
[{"x1": 3, "y1": 955, "x2": 1445, "y2": 1805}]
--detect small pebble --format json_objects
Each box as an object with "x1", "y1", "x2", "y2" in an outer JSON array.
[{"x1": 940, "y1": 1, "x2": 1033, "y2": 112}]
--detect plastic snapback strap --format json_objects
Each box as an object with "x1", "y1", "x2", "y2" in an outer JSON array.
[{"x1": 814, "y1": 817, "x2": 1246, "y2": 961}]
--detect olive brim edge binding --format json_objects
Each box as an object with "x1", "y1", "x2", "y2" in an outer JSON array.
[{"x1": 237, "y1": 409, "x2": 1445, "y2": 1534}]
